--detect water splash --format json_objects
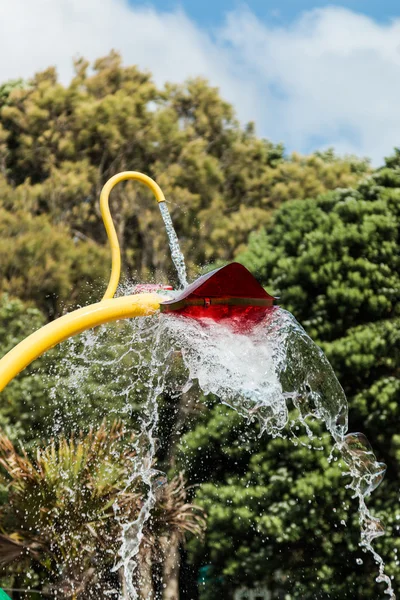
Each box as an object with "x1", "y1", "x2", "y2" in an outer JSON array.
[
  {"x1": 160, "y1": 307, "x2": 396, "y2": 599},
  {"x1": 161, "y1": 308, "x2": 347, "y2": 440},
  {"x1": 112, "y1": 319, "x2": 167, "y2": 599},
  {"x1": 45, "y1": 304, "x2": 395, "y2": 598},
  {"x1": 339, "y1": 432, "x2": 391, "y2": 593},
  {"x1": 159, "y1": 202, "x2": 188, "y2": 288}
]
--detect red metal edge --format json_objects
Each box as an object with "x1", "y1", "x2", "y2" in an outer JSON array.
[
  {"x1": 161, "y1": 263, "x2": 275, "y2": 310},
  {"x1": 160, "y1": 263, "x2": 276, "y2": 329}
]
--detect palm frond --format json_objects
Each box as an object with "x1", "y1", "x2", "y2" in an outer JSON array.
[{"x1": 0, "y1": 424, "x2": 206, "y2": 598}]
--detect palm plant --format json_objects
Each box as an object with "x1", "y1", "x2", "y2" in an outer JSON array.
[{"x1": 0, "y1": 422, "x2": 205, "y2": 599}]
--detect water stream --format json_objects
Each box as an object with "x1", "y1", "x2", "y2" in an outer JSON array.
[{"x1": 159, "y1": 202, "x2": 188, "y2": 289}]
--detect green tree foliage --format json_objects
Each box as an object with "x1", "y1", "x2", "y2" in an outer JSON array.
[
  {"x1": 0, "y1": 53, "x2": 368, "y2": 315},
  {"x1": 179, "y1": 153, "x2": 399, "y2": 598},
  {"x1": 0, "y1": 202, "x2": 108, "y2": 316},
  {"x1": 238, "y1": 164, "x2": 399, "y2": 342},
  {"x1": 0, "y1": 294, "x2": 51, "y2": 440}
]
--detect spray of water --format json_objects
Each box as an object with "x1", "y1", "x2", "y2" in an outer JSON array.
[
  {"x1": 47, "y1": 315, "x2": 171, "y2": 598},
  {"x1": 112, "y1": 319, "x2": 167, "y2": 599}
]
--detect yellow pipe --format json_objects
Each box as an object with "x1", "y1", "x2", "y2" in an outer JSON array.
[
  {"x1": 0, "y1": 169, "x2": 170, "y2": 392},
  {"x1": 0, "y1": 294, "x2": 161, "y2": 393},
  {"x1": 100, "y1": 171, "x2": 165, "y2": 300}
]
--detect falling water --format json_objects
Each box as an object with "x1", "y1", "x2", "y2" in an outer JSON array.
[
  {"x1": 43, "y1": 204, "x2": 394, "y2": 597},
  {"x1": 159, "y1": 308, "x2": 395, "y2": 599},
  {"x1": 46, "y1": 302, "x2": 395, "y2": 598},
  {"x1": 112, "y1": 319, "x2": 167, "y2": 599},
  {"x1": 159, "y1": 202, "x2": 188, "y2": 288}
]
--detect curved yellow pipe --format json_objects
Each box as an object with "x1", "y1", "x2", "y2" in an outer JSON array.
[
  {"x1": 100, "y1": 171, "x2": 165, "y2": 300},
  {"x1": 0, "y1": 294, "x2": 161, "y2": 393}
]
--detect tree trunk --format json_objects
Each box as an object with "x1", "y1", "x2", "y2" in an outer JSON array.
[{"x1": 162, "y1": 534, "x2": 180, "y2": 600}]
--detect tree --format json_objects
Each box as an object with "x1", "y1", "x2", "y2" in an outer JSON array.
[
  {"x1": 178, "y1": 152, "x2": 399, "y2": 598},
  {"x1": 0, "y1": 206, "x2": 108, "y2": 317},
  {"x1": 0, "y1": 53, "x2": 379, "y2": 599}
]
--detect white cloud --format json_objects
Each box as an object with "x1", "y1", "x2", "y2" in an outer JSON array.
[
  {"x1": 220, "y1": 6, "x2": 400, "y2": 163},
  {"x1": 0, "y1": 0, "x2": 260, "y2": 131},
  {"x1": 1, "y1": 1, "x2": 400, "y2": 164}
]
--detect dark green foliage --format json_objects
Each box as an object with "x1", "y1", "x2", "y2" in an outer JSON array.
[
  {"x1": 180, "y1": 153, "x2": 400, "y2": 598},
  {"x1": 238, "y1": 176, "x2": 398, "y2": 342}
]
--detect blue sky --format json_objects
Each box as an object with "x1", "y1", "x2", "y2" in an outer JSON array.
[
  {"x1": 131, "y1": 0, "x2": 400, "y2": 27},
  {"x1": 2, "y1": 0, "x2": 400, "y2": 164}
]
